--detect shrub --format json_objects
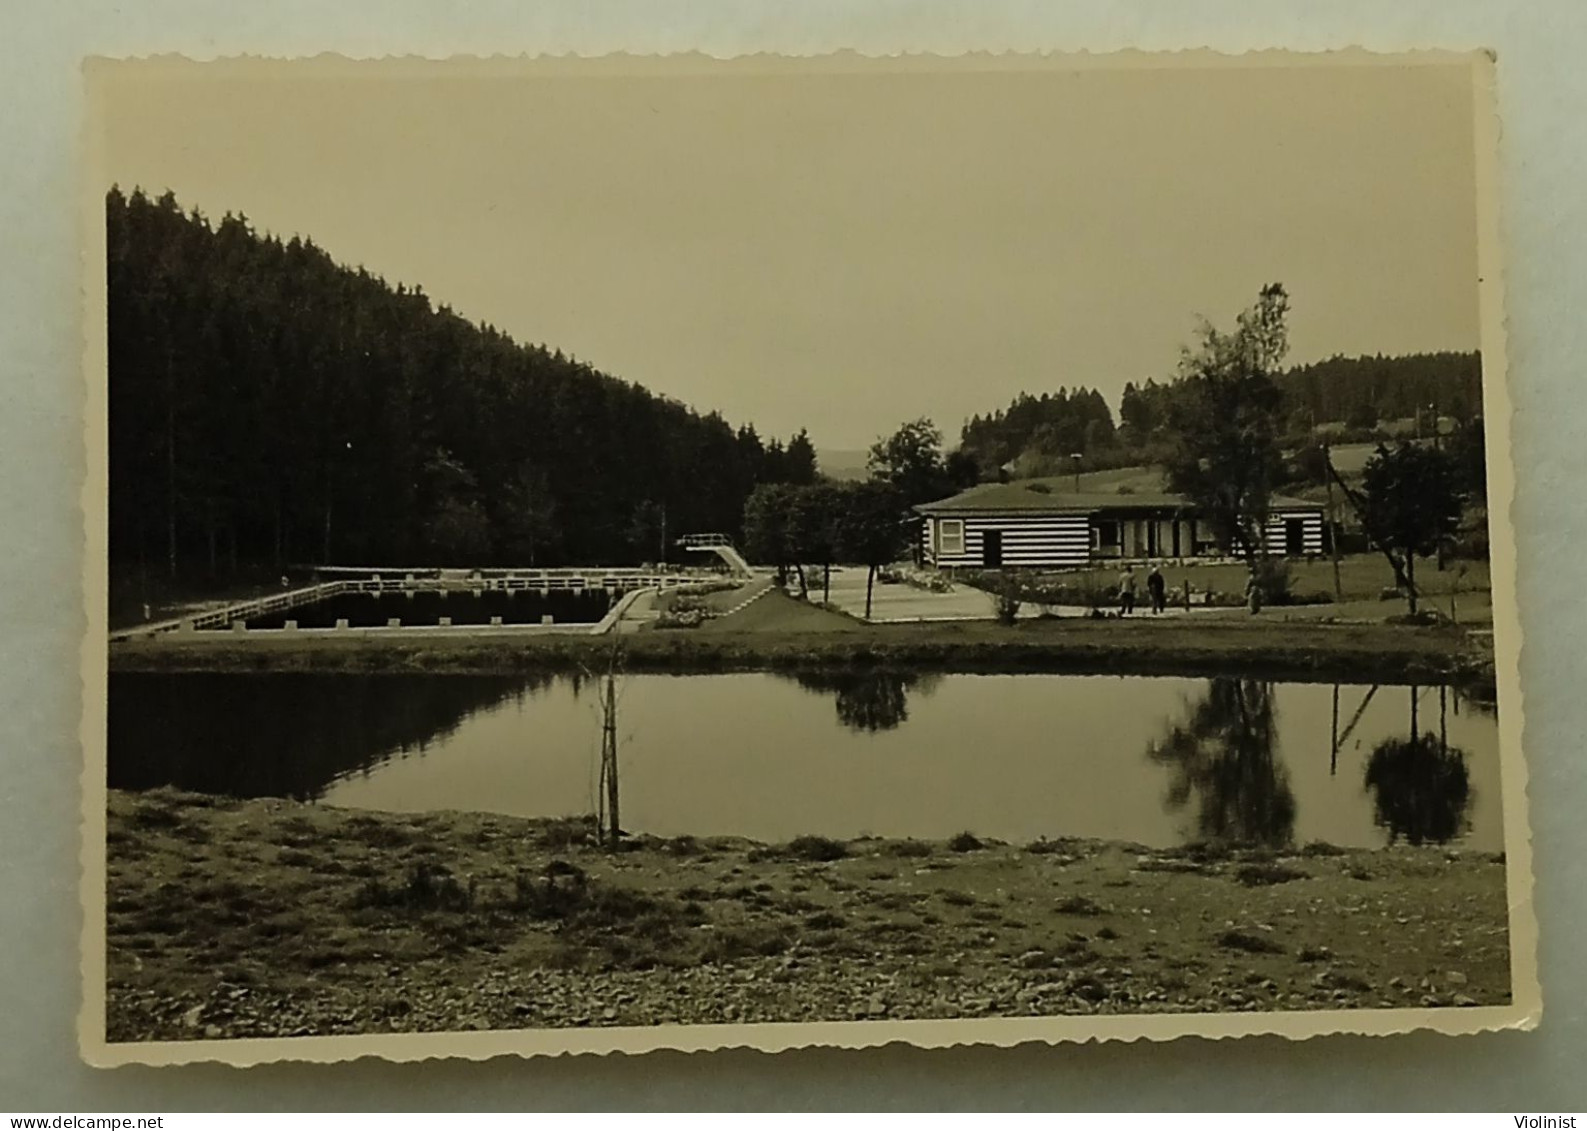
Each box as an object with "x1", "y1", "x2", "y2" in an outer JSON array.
[
  {"x1": 960, "y1": 570, "x2": 1115, "y2": 612},
  {"x1": 900, "y1": 570, "x2": 954, "y2": 594},
  {"x1": 785, "y1": 835, "x2": 849, "y2": 862},
  {"x1": 356, "y1": 861, "x2": 474, "y2": 913},
  {"x1": 1288, "y1": 590, "x2": 1335, "y2": 606},
  {"x1": 1216, "y1": 929, "x2": 1285, "y2": 955},
  {"x1": 1054, "y1": 894, "x2": 1106, "y2": 916},
  {"x1": 701, "y1": 922, "x2": 796, "y2": 962},
  {"x1": 947, "y1": 831, "x2": 984, "y2": 853},
  {"x1": 1450, "y1": 529, "x2": 1489, "y2": 560},
  {"x1": 1301, "y1": 840, "x2": 1349, "y2": 858},
  {"x1": 1023, "y1": 837, "x2": 1081, "y2": 856},
  {"x1": 991, "y1": 590, "x2": 1022, "y2": 625},
  {"x1": 804, "y1": 910, "x2": 847, "y2": 930},
  {"x1": 1235, "y1": 862, "x2": 1308, "y2": 886}
]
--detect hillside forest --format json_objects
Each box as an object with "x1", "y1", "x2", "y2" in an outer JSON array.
[{"x1": 107, "y1": 188, "x2": 819, "y2": 603}]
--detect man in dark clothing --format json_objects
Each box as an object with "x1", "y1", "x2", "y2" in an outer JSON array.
[{"x1": 1147, "y1": 565, "x2": 1167, "y2": 614}]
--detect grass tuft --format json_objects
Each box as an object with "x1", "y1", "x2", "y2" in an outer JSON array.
[{"x1": 1216, "y1": 929, "x2": 1286, "y2": 955}]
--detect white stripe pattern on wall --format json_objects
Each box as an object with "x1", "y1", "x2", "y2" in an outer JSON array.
[
  {"x1": 927, "y1": 514, "x2": 1092, "y2": 567},
  {"x1": 1264, "y1": 512, "x2": 1326, "y2": 556}
]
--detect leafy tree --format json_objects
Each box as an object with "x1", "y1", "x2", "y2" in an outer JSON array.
[
  {"x1": 1160, "y1": 284, "x2": 1290, "y2": 572},
  {"x1": 1287, "y1": 443, "x2": 1331, "y2": 488},
  {"x1": 1446, "y1": 415, "x2": 1488, "y2": 500},
  {"x1": 787, "y1": 482, "x2": 844, "y2": 603},
  {"x1": 834, "y1": 480, "x2": 910, "y2": 620},
  {"x1": 1346, "y1": 401, "x2": 1381, "y2": 431},
  {"x1": 943, "y1": 448, "x2": 981, "y2": 490},
  {"x1": 867, "y1": 418, "x2": 950, "y2": 506},
  {"x1": 1118, "y1": 381, "x2": 1157, "y2": 438},
  {"x1": 419, "y1": 449, "x2": 490, "y2": 562},
  {"x1": 742, "y1": 483, "x2": 799, "y2": 587},
  {"x1": 1358, "y1": 442, "x2": 1466, "y2": 614},
  {"x1": 960, "y1": 388, "x2": 1118, "y2": 471},
  {"x1": 627, "y1": 500, "x2": 668, "y2": 563},
  {"x1": 497, "y1": 464, "x2": 560, "y2": 566}
]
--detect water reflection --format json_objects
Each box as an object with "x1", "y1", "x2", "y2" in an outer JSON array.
[
  {"x1": 107, "y1": 671, "x2": 1503, "y2": 851},
  {"x1": 1363, "y1": 686, "x2": 1473, "y2": 845},
  {"x1": 1146, "y1": 678, "x2": 1297, "y2": 848},
  {"x1": 783, "y1": 670, "x2": 943, "y2": 733},
  {"x1": 108, "y1": 671, "x2": 537, "y2": 800}
]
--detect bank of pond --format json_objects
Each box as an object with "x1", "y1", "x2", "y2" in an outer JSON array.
[{"x1": 109, "y1": 669, "x2": 1502, "y2": 854}]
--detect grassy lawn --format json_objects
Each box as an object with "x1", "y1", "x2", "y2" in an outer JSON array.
[{"x1": 1031, "y1": 554, "x2": 1490, "y2": 612}]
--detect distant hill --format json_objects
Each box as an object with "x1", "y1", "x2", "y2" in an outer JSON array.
[
  {"x1": 958, "y1": 351, "x2": 1481, "y2": 481},
  {"x1": 816, "y1": 449, "x2": 872, "y2": 482}
]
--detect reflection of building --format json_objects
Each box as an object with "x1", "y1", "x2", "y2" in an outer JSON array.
[{"x1": 915, "y1": 482, "x2": 1324, "y2": 569}]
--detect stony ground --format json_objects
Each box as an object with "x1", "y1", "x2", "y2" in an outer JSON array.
[{"x1": 104, "y1": 789, "x2": 1512, "y2": 1042}]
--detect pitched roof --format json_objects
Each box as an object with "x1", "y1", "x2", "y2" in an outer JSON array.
[{"x1": 914, "y1": 481, "x2": 1320, "y2": 515}]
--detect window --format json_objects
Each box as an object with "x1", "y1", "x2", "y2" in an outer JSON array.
[
  {"x1": 938, "y1": 519, "x2": 965, "y2": 556},
  {"x1": 1092, "y1": 520, "x2": 1122, "y2": 558}
]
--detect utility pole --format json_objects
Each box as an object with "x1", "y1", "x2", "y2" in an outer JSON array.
[
  {"x1": 1331, "y1": 683, "x2": 1340, "y2": 777},
  {"x1": 1322, "y1": 435, "x2": 1343, "y2": 600}
]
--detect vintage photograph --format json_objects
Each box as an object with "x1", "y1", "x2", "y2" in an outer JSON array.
[{"x1": 82, "y1": 52, "x2": 1531, "y2": 1062}]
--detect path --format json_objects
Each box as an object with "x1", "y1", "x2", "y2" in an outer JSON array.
[{"x1": 819, "y1": 567, "x2": 1215, "y2": 624}]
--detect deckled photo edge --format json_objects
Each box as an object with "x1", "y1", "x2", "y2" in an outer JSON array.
[{"x1": 78, "y1": 47, "x2": 1535, "y2": 1069}]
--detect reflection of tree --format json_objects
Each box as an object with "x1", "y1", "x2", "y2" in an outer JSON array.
[
  {"x1": 1147, "y1": 678, "x2": 1296, "y2": 847},
  {"x1": 1364, "y1": 686, "x2": 1472, "y2": 845},
  {"x1": 785, "y1": 670, "x2": 942, "y2": 733},
  {"x1": 109, "y1": 671, "x2": 545, "y2": 800}
]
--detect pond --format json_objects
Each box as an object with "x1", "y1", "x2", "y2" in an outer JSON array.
[{"x1": 107, "y1": 670, "x2": 1503, "y2": 852}]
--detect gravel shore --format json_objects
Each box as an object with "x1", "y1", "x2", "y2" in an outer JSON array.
[{"x1": 104, "y1": 789, "x2": 1511, "y2": 1042}]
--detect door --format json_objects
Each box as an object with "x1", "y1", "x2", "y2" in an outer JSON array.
[
  {"x1": 1285, "y1": 518, "x2": 1306, "y2": 557},
  {"x1": 982, "y1": 530, "x2": 1003, "y2": 567}
]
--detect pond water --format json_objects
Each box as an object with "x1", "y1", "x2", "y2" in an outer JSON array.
[{"x1": 107, "y1": 670, "x2": 1503, "y2": 852}]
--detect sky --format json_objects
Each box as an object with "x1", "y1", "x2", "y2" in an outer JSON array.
[{"x1": 95, "y1": 56, "x2": 1483, "y2": 452}]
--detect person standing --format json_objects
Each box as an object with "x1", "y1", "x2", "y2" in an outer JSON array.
[
  {"x1": 1147, "y1": 564, "x2": 1167, "y2": 614},
  {"x1": 1118, "y1": 566, "x2": 1137, "y2": 616}
]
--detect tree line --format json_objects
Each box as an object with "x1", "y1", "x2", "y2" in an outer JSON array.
[
  {"x1": 956, "y1": 350, "x2": 1482, "y2": 480},
  {"x1": 106, "y1": 186, "x2": 818, "y2": 597}
]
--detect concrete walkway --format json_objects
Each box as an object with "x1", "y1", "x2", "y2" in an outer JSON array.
[{"x1": 818, "y1": 566, "x2": 1220, "y2": 624}]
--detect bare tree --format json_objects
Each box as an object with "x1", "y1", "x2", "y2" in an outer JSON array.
[{"x1": 585, "y1": 636, "x2": 626, "y2": 849}]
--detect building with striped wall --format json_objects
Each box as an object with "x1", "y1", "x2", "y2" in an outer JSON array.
[{"x1": 915, "y1": 482, "x2": 1325, "y2": 570}]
